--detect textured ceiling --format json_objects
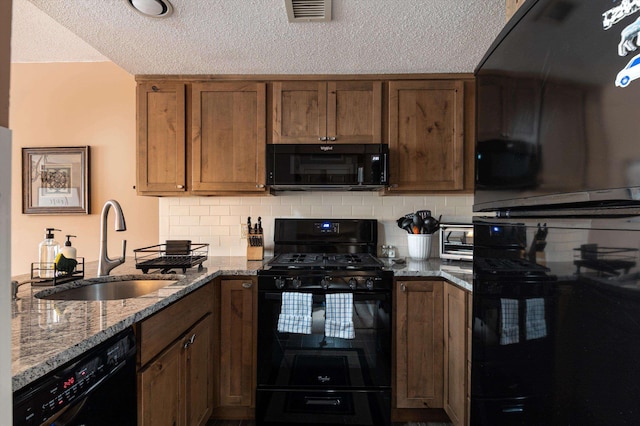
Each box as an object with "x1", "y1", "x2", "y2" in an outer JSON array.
[{"x1": 13, "y1": 0, "x2": 507, "y2": 75}]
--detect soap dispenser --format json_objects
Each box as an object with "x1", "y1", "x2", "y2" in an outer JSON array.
[
  {"x1": 60, "y1": 235, "x2": 77, "y2": 271},
  {"x1": 38, "y1": 228, "x2": 61, "y2": 279}
]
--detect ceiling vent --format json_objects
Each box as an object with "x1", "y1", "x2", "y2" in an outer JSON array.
[
  {"x1": 285, "y1": 0, "x2": 332, "y2": 22},
  {"x1": 127, "y1": 0, "x2": 173, "y2": 18}
]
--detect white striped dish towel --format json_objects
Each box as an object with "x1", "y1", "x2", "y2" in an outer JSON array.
[
  {"x1": 500, "y1": 298, "x2": 520, "y2": 345},
  {"x1": 325, "y1": 293, "x2": 355, "y2": 339},
  {"x1": 277, "y1": 292, "x2": 312, "y2": 334},
  {"x1": 525, "y1": 298, "x2": 547, "y2": 340}
]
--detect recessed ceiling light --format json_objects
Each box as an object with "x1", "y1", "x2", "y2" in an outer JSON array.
[{"x1": 127, "y1": 0, "x2": 173, "y2": 18}]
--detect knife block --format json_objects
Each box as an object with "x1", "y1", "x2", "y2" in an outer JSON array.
[{"x1": 246, "y1": 233, "x2": 264, "y2": 261}]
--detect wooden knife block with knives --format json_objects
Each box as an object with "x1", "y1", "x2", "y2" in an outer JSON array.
[{"x1": 246, "y1": 216, "x2": 264, "y2": 261}]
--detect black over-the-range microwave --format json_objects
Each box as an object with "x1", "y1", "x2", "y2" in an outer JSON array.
[{"x1": 266, "y1": 143, "x2": 389, "y2": 191}]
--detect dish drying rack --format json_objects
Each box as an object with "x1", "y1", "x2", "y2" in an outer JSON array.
[
  {"x1": 574, "y1": 244, "x2": 638, "y2": 276},
  {"x1": 134, "y1": 240, "x2": 209, "y2": 273},
  {"x1": 30, "y1": 257, "x2": 85, "y2": 287}
]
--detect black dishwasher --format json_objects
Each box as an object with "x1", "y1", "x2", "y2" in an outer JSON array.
[{"x1": 13, "y1": 327, "x2": 137, "y2": 426}]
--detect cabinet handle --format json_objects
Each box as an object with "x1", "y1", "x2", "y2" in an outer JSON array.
[
  {"x1": 242, "y1": 282, "x2": 253, "y2": 289},
  {"x1": 329, "y1": 137, "x2": 336, "y2": 141},
  {"x1": 319, "y1": 137, "x2": 328, "y2": 141},
  {"x1": 176, "y1": 184, "x2": 184, "y2": 189},
  {"x1": 152, "y1": 85, "x2": 159, "y2": 92},
  {"x1": 256, "y1": 184, "x2": 265, "y2": 188},
  {"x1": 400, "y1": 283, "x2": 407, "y2": 292},
  {"x1": 183, "y1": 333, "x2": 196, "y2": 349}
]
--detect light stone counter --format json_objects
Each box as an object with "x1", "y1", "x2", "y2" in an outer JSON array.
[
  {"x1": 11, "y1": 255, "x2": 472, "y2": 392},
  {"x1": 384, "y1": 257, "x2": 473, "y2": 292},
  {"x1": 11, "y1": 256, "x2": 266, "y2": 392}
]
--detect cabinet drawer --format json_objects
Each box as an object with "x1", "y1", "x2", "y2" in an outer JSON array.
[{"x1": 138, "y1": 283, "x2": 213, "y2": 366}]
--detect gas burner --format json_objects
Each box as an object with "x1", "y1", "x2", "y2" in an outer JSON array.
[
  {"x1": 330, "y1": 254, "x2": 362, "y2": 264},
  {"x1": 280, "y1": 254, "x2": 322, "y2": 264}
]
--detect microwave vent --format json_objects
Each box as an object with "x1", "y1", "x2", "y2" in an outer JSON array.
[{"x1": 285, "y1": 0, "x2": 332, "y2": 22}]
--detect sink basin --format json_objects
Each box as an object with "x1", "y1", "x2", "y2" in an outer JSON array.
[{"x1": 35, "y1": 275, "x2": 179, "y2": 301}]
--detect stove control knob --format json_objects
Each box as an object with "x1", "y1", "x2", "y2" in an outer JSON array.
[
  {"x1": 275, "y1": 277, "x2": 286, "y2": 290},
  {"x1": 292, "y1": 277, "x2": 302, "y2": 289},
  {"x1": 365, "y1": 278, "x2": 374, "y2": 290},
  {"x1": 348, "y1": 278, "x2": 358, "y2": 290},
  {"x1": 321, "y1": 277, "x2": 330, "y2": 290}
]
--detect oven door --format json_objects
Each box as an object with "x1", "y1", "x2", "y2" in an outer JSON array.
[{"x1": 256, "y1": 288, "x2": 391, "y2": 426}]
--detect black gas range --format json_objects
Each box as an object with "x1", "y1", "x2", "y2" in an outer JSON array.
[
  {"x1": 259, "y1": 218, "x2": 392, "y2": 291},
  {"x1": 256, "y1": 218, "x2": 392, "y2": 426}
]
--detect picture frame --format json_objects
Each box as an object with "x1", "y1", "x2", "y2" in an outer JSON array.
[{"x1": 22, "y1": 146, "x2": 90, "y2": 214}]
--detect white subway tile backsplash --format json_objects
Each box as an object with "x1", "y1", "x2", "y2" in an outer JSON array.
[
  {"x1": 189, "y1": 206, "x2": 211, "y2": 217},
  {"x1": 169, "y1": 205, "x2": 190, "y2": 216},
  {"x1": 160, "y1": 192, "x2": 473, "y2": 257}
]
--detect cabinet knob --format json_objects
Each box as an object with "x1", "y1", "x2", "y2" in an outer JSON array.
[
  {"x1": 256, "y1": 184, "x2": 265, "y2": 188},
  {"x1": 152, "y1": 85, "x2": 159, "y2": 92},
  {"x1": 183, "y1": 333, "x2": 196, "y2": 349},
  {"x1": 242, "y1": 282, "x2": 253, "y2": 289},
  {"x1": 329, "y1": 137, "x2": 336, "y2": 141},
  {"x1": 176, "y1": 184, "x2": 184, "y2": 189},
  {"x1": 400, "y1": 283, "x2": 407, "y2": 292},
  {"x1": 319, "y1": 137, "x2": 328, "y2": 141}
]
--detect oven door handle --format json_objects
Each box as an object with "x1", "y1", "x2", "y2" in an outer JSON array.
[
  {"x1": 262, "y1": 292, "x2": 389, "y2": 303},
  {"x1": 263, "y1": 292, "x2": 326, "y2": 303},
  {"x1": 304, "y1": 396, "x2": 342, "y2": 406}
]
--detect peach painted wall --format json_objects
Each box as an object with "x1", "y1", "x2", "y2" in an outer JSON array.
[
  {"x1": 10, "y1": 62, "x2": 158, "y2": 276},
  {"x1": 0, "y1": 0, "x2": 11, "y2": 127}
]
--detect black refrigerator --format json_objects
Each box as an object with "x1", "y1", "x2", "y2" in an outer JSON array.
[{"x1": 472, "y1": 0, "x2": 640, "y2": 424}]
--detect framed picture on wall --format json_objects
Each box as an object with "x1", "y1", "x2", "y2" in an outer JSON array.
[{"x1": 22, "y1": 146, "x2": 90, "y2": 214}]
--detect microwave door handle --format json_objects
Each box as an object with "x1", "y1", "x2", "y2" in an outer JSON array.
[
  {"x1": 357, "y1": 166, "x2": 364, "y2": 184},
  {"x1": 383, "y1": 152, "x2": 388, "y2": 183}
]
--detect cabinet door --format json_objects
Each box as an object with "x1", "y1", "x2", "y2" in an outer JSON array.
[
  {"x1": 217, "y1": 279, "x2": 256, "y2": 408},
  {"x1": 136, "y1": 82, "x2": 186, "y2": 194},
  {"x1": 139, "y1": 338, "x2": 184, "y2": 426},
  {"x1": 388, "y1": 80, "x2": 464, "y2": 191},
  {"x1": 185, "y1": 314, "x2": 214, "y2": 426},
  {"x1": 191, "y1": 82, "x2": 266, "y2": 193},
  {"x1": 444, "y1": 283, "x2": 467, "y2": 426},
  {"x1": 272, "y1": 81, "x2": 327, "y2": 143},
  {"x1": 327, "y1": 81, "x2": 382, "y2": 144},
  {"x1": 395, "y1": 279, "x2": 444, "y2": 409}
]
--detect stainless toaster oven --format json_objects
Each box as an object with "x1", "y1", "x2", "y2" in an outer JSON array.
[{"x1": 439, "y1": 223, "x2": 473, "y2": 261}]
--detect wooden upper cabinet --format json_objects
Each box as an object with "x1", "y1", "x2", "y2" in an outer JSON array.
[
  {"x1": 136, "y1": 82, "x2": 186, "y2": 194},
  {"x1": 272, "y1": 80, "x2": 382, "y2": 144},
  {"x1": 506, "y1": 0, "x2": 526, "y2": 21},
  {"x1": 191, "y1": 82, "x2": 267, "y2": 193},
  {"x1": 388, "y1": 80, "x2": 464, "y2": 192}
]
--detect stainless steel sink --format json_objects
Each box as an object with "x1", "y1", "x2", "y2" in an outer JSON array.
[{"x1": 35, "y1": 275, "x2": 179, "y2": 301}]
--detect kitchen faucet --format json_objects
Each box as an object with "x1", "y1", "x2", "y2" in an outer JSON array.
[{"x1": 97, "y1": 199, "x2": 127, "y2": 277}]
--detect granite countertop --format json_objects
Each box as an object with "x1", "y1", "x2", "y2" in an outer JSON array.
[{"x1": 11, "y1": 255, "x2": 472, "y2": 392}]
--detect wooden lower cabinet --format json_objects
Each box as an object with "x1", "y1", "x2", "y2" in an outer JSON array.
[
  {"x1": 394, "y1": 279, "x2": 470, "y2": 425},
  {"x1": 444, "y1": 283, "x2": 468, "y2": 426},
  {"x1": 137, "y1": 283, "x2": 214, "y2": 426},
  {"x1": 395, "y1": 279, "x2": 444, "y2": 409},
  {"x1": 212, "y1": 277, "x2": 257, "y2": 419}
]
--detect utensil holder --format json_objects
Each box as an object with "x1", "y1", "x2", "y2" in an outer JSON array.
[
  {"x1": 247, "y1": 233, "x2": 264, "y2": 261},
  {"x1": 407, "y1": 234, "x2": 432, "y2": 260}
]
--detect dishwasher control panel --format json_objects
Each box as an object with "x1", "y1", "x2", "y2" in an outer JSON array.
[{"x1": 13, "y1": 329, "x2": 135, "y2": 425}]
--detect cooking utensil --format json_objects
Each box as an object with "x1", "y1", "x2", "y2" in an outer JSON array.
[
  {"x1": 401, "y1": 217, "x2": 413, "y2": 234},
  {"x1": 412, "y1": 213, "x2": 424, "y2": 233}
]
